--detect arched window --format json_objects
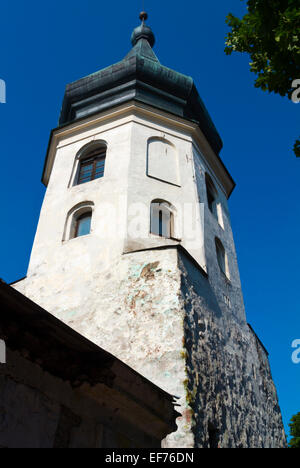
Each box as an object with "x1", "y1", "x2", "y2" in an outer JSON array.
[
  {"x1": 63, "y1": 202, "x2": 94, "y2": 241},
  {"x1": 74, "y1": 212, "x2": 92, "y2": 238},
  {"x1": 147, "y1": 137, "x2": 179, "y2": 186},
  {"x1": 215, "y1": 238, "x2": 229, "y2": 279},
  {"x1": 76, "y1": 144, "x2": 106, "y2": 185},
  {"x1": 150, "y1": 200, "x2": 174, "y2": 238},
  {"x1": 205, "y1": 174, "x2": 224, "y2": 229},
  {"x1": 205, "y1": 174, "x2": 217, "y2": 215}
]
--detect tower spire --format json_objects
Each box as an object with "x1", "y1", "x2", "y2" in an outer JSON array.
[
  {"x1": 139, "y1": 11, "x2": 148, "y2": 22},
  {"x1": 131, "y1": 11, "x2": 155, "y2": 48}
]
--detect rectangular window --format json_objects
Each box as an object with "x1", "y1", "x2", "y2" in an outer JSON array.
[
  {"x1": 78, "y1": 152, "x2": 106, "y2": 185},
  {"x1": 150, "y1": 202, "x2": 172, "y2": 238},
  {"x1": 75, "y1": 213, "x2": 92, "y2": 238},
  {"x1": 207, "y1": 190, "x2": 215, "y2": 213}
]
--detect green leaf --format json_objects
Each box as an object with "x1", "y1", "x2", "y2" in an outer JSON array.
[
  {"x1": 294, "y1": 139, "x2": 300, "y2": 158},
  {"x1": 224, "y1": 0, "x2": 300, "y2": 157}
]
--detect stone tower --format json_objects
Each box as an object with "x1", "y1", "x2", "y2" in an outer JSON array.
[{"x1": 14, "y1": 14, "x2": 286, "y2": 448}]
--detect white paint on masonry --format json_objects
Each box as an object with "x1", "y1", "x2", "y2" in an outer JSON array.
[
  {"x1": 20, "y1": 101, "x2": 234, "y2": 282},
  {"x1": 13, "y1": 101, "x2": 245, "y2": 447}
]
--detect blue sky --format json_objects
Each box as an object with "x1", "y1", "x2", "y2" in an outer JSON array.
[{"x1": 0, "y1": 0, "x2": 299, "y2": 440}]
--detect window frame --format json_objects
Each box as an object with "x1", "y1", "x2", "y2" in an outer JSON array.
[
  {"x1": 205, "y1": 173, "x2": 224, "y2": 229},
  {"x1": 74, "y1": 211, "x2": 92, "y2": 238},
  {"x1": 77, "y1": 148, "x2": 106, "y2": 185},
  {"x1": 62, "y1": 202, "x2": 94, "y2": 242},
  {"x1": 205, "y1": 174, "x2": 217, "y2": 216},
  {"x1": 215, "y1": 237, "x2": 230, "y2": 279},
  {"x1": 150, "y1": 200, "x2": 175, "y2": 239}
]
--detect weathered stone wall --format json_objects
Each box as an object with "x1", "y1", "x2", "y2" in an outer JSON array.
[
  {"x1": 0, "y1": 348, "x2": 161, "y2": 448},
  {"x1": 193, "y1": 146, "x2": 246, "y2": 326},
  {"x1": 179, "y1": 252, "x2": 286, "y2": 448},
  {"x1": 11, "y1": 103, "x2": 286, "y2": 448},
  {"x1": 14, "y1": 248, "x2": 195, "y2": 447},
  {"x1": 13, "y1": 245, "x2": 286, "y2": 448}
]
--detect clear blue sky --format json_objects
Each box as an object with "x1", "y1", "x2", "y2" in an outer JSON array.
[{"x1": 0, "y1": 0, "x2": 299, "y2": 440}]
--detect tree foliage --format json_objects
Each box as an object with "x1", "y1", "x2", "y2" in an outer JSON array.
[
  {"x1": 289, "y1": 412, "x2": 300, "y2": 448},
  {"x1": 294, "y1": 139, "x2": 300, "y2": 157},
  {"x1": 225, "y1": 0, "x2": 300, "y2": 156}
]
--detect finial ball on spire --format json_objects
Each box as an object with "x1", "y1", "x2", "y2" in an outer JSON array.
[
  {"x1": 131, "y1": 11, "x2": 155, "y2": 48},
  {"x1": 139, "y1": 11, "x2": 148, "y2": 22}
]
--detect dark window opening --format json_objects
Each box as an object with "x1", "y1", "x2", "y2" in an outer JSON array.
[
  {"x1": 150, "y1": 201, "x2": 173, "y2": 239},
  {"x1": 207, "y1": 189, "x2": 215, "y2": 213},
  {"x1": 208, "y1": 424, "x2": 219, "y2": 449},
  {"x1": 206, "y1": 175, "x2": 217, "y2": 215},
  {"x1": 215, "y1": 237, "x2": 229, "y2": 278},
  {"x1": 158, "y1": 210, "x2": 163, "y2": 237}
]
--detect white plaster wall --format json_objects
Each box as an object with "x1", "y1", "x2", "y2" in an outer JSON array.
[
  {"x1": 147, "y1": 137, "x2": 179, "y2": 186},
  {"x1": 16, "y1": 107, "x2": 209, "y2": 307},
  {"x1": 13, "y1": 104, "x2": 247, "y2": 447},
  {"x1": 15, "y1": 248, "x2": 194, "y2": 447},
  {"x1": 23, "y1": 108, "x2": 208, "y2": 284},
  {"x1": 125, "y1": 117, "x2": 206, "y2": 269},
  {"x1": 26, "y1": 119, "x2": 131, "y2": 280}
]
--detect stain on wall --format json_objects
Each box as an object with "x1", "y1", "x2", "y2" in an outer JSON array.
[{"x1": 179, "y1": 252, "x2": 286, "y2": 448}]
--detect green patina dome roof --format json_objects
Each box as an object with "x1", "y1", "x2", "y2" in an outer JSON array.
[
  {"x1": 59, "y1": 13, "x2": 223, "y2": 156},
  {"x1": 131, "y1": 20, "x2": 155, "y2": 48}
]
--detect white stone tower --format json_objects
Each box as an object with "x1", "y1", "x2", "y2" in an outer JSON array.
[{"x1": 14, "y1": 13, "x2": 286, "y2": 448}]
